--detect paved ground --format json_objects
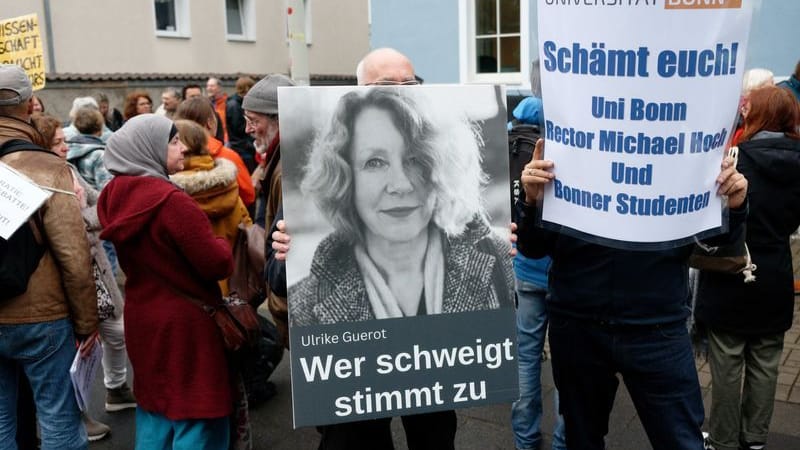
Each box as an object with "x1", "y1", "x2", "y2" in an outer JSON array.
[
  {"x1": 89, "y1": 300, "x2": 800, "y2": 449},
  {"x1": 695, "y1": 297, "x2": 800, "y2": 405},
  {"x1": 85, "y1": 238, "x2": 800, "y2": 448}
]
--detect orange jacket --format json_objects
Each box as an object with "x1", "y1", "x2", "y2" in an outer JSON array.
[
  {"x1": 207, "y1": 135, "x2": 255, "y2": 206},
  {"x1": 212, "y1": 94, "x2": 228, "y2": 143}
]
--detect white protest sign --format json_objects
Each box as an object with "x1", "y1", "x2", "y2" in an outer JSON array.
[
  {"x1": 0, "y1": 162, "x2": 51, "y2": 239},
  {"x1": 537, "y1": 0, "x2": 752, "y2": 246}
]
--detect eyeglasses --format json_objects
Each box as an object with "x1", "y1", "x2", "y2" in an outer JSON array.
[
  {"x1": 244, "y1": 113, "x2": 278, "y2": 126},
  {"x1": 366, "y1": 79, "x2": 420, "y2": 86}
]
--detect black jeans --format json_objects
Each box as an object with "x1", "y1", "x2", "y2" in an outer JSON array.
[
  {"x1": 317, "y1": 410, "x2": 457, "y2": 450},
  {"x1": 548, "y1": 315, "x2": 705, "y2": 450}
]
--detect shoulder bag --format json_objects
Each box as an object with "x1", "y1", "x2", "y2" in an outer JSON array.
[
  {"x1": 688, "y1": 146, "x2": 756, "y2": 283},
  {"x1": 145, "y1": 265, "x2": 260, "y2": 352},
  {"x1": 229, "y1": 222, "x2": 266, "y2": 306}
]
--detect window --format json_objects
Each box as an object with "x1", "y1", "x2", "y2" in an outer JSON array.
[
  {"x1": 226, "y1": 0, "x2": 255, "y2": 41},
  {"x1": 460, "y1": 0, "x2": 528, "y2": 85},
  {"x1": 154, "y1": 0, "x2": 190, "y2": 38}
]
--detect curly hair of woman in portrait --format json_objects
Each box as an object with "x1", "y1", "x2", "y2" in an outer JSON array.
[{"x1": 290, "y1": 88, "x2": 513, "y2": 326}]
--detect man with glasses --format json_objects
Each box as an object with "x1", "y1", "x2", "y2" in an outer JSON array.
[
  {"x1": 355, "y1": 47, "x2": 420, "y2": 86},
  {"x1": 242, "y1": 74, "x2": 296, "y2": 361},
  {"x1": 268, "y1": 48, "x2": 462, "y2": 450},
  {"x1": 244, "y1": 74, "x2": 295, "y2": 231},
  {"x1": 264, "y1": 48, "x2": 419, "y2": 348}
]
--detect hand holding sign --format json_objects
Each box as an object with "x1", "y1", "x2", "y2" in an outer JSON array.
[
  {"x1": 717, "y1": 153, "x2": 748, "y2": 209},
  {"x1": 271, "y1": 219, "x2": 290, "y2": 261},
  {"x1": 521, "y1": 139, "x2": 555, "y2": 204},
  {"x1": 520, "y1": 139, "x2": 747, "y2": 210}
]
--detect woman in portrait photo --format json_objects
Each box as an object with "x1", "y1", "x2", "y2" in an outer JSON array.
[{"x1": 289, "y1": 88, "x2": 513, "y2": 326}]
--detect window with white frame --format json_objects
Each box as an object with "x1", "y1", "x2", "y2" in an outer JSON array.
[
  {"x1": 462, "y1": 0, "x2": 527, "y2": 84},
  {"x1": 226, "y1": 0, "x2": 255, "y2": 41},
  {"x1": 154, "y1": 0, "x2": 190, "y2": 38}
]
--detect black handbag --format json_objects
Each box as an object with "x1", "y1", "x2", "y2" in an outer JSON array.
[{"x1": 688, "y1": 147, "x2": 756, "y2": 282}]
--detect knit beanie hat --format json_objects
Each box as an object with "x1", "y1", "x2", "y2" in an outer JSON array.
[{"x1": 242, "y1": 74, "x2": 296, "y2": 115}]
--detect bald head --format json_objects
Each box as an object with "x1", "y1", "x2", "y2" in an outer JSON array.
[
  {"x1": 206, "y1": 77, "x2": 222, "y2": 98},
  {"x1": 356, "y1": 48, "x2": 416, "y2": 86}
]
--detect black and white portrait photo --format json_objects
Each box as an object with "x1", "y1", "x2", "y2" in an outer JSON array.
[
  {"x1": 279, "y1": 85, "x2": 514, "y2": 327},
  {"x1": 280, "y1": 85, "x2": 519, "y2": 427}
]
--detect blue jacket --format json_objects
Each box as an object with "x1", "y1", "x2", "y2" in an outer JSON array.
[
  {"x1": 509, "y1": 96, "x2": 551, "y2": 288},
  {"x1": 516, "y1": 200, "x2": 746, "y2": 325},
  {"x1": 777, "y1": 75, "x2": 800, "y2": 103},
  {"x1": 66, "y1": 134, "x2": 113, "y2": 191}
]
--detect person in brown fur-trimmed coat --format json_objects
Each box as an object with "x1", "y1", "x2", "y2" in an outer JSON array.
[{"x1": 170, "y1": 119, "x2": 251, "y2": 295}]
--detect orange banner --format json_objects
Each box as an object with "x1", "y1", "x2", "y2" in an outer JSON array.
[{"x1": 665, "y1": 0, "x2": 742, "y2": 9}]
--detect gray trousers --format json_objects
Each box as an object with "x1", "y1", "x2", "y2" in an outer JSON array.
[{"x1": 707, "y1": 328, "x2": 784, "y2": 450}]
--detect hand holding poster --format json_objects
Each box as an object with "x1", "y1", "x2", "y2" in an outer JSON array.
[
  {"x1": 537, "y1": 0, "x2": 752, "y2": 247},
  {"x1": 279, "y1": 85, "x2": 518, "y2": 428},
  {"x1": 0, "y1": 162, "x2": 51, "y2": 240}
]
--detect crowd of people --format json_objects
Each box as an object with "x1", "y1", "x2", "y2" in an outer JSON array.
[{"x1": 0, "y1": 49, "x2": 798, "y2": 450}]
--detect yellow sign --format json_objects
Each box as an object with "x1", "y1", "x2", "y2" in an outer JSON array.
[{"x1": 0, "y1": 14, "x2": 45, "y2": 90}]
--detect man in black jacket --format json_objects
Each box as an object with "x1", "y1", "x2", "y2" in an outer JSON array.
[
  {"x1": 268, "y1": 48, "x2": 460, "y2": 450},
  {"x1": 226, "y1": 76, "x2": 256, "y2": 173},
  {"x1": 516, "y1": 140, "x2": 748, "y2": 450}
]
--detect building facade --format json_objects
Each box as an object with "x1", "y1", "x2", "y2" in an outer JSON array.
[
  {"x1": 2, "y1": 0, "x2": 368, "y2": 119},
  {"x1": 3, "y1": 0, "x2": 368, "y2": 76}
]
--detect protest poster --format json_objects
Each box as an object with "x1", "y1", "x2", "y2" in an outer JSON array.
[
  {"x1": 0, "y1": 13, "x2": 45, "y2": 90},
  {"x1": 279, "y1": 85, "x2": 518, "y2": 427},
  {"x1": 70, "y1": 340, "x2": 103, "y2": 412},
  {"x1": 537, "y1": 0, "x2": 753, "y2": 248},
  {"x1": 0, "y1": 162, "x2": 51, "y2": 240}
]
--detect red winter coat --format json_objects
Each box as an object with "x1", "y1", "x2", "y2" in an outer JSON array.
[{"x1": 98, "y1": 175, "x2": 234, "y2": 420}]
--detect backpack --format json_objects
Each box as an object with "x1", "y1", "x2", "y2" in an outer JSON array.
[
  {"x1": 508, "y1": 123, "x2": 542, "y2": 221},
  {"x1": 0, "y1": 139, "x2": 52, "y2": 300}
]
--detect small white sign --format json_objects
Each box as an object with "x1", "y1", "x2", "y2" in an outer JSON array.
[
  {"x1": 70, "y1": 341, "x2": 103, "y2": 412},
  {"x1": 0, "y1": 162, "x2": 51, "y2": 240}
]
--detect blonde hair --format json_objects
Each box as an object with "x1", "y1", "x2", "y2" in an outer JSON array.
[
  {"x1": 174, "y1": 119, "x2": 209, "y2": 156},
  {"x1": 742, "y1": 68, "x2": 774, "y2": 95},
  {"x1": 302, "y1": 88, "x2": 487, "y2": 242}
]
